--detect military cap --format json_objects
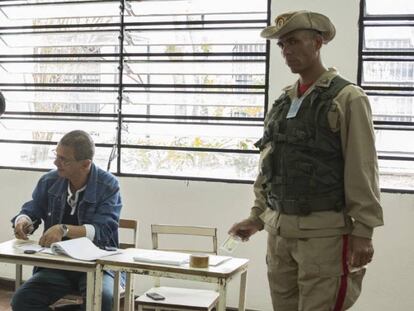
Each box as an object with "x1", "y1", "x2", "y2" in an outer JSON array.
[{"x1": 260, "y1": 10, "x2": 336, "y2": 43}]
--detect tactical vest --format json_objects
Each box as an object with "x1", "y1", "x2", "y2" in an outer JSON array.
[{"x1": 256, "y1": 76, "x2": 352, "y2": 216}]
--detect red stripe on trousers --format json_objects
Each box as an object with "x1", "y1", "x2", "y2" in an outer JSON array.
[{"x1": 333, "y1": 235, "x2": 349, "y2": 311}]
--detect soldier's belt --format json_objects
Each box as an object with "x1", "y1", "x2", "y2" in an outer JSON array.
[{"x1": 267, "y1": 196, "x2": 343, "y2": 216}]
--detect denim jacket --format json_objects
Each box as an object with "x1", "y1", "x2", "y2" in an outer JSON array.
[{"x1": 12, "y1": 163, "x2": 122, "y2": 249}]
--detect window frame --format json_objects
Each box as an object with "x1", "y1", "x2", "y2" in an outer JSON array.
[
  {"x1": 358, "y1": 0, "x2": 414, "y2": 193},
  {"x1": 0, "y1": 0, "x2": 271, "y2": 184}
]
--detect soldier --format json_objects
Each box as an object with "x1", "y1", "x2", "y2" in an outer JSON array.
[{"x1": 229, "y1": 10, "x2": 384, "y2": 311}]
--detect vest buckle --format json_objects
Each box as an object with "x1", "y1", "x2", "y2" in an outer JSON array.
[{"x1": 297, "y1": 200, "x2": 311, "y2": 216}]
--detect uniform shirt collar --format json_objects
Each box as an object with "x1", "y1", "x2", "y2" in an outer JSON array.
[{"x1": 283, "y1": 67, "x2": 339, "y2": 98}]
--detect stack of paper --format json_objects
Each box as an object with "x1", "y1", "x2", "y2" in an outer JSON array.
[
  {"x1": 133, "y1": 250, "x2": 232, "y2": 267},
  {"x1": 208, "y1": 255, "x2": 232, "y2": 266},
  {"x1": 15, "y1": 237, "x2": 120, "y2": 261},
  {"x1": 133, "y1": 250, "x2": 189, "y2": 266},
  {"x1": 50, "y1": 237, "x2": 121, "y2": 261}
]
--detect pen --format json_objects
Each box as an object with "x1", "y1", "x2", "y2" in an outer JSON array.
[{"x1": 23, "y1": 219, "x2": 40, "y2": 235}]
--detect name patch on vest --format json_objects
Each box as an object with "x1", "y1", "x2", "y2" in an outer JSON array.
[{"x1": 286, "y1": 97, "x2": 305, "y2": 119}]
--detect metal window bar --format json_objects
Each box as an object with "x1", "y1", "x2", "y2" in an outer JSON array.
[
  {"x1": 0, "y1": 0, "x2": 270, "y2": 181},
  {"x1": 358, "y1": 0, "x2": 414, "y2": 191},
  {"x1": 0, "y1": 1, "x2": 117, "y2": 7}
]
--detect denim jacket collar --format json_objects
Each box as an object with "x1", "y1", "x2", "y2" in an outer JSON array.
[{"x1": 48, "y1": 163, "x2": 98, "y2": 204}]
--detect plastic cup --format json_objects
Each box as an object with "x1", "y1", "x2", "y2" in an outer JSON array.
[{"x1": 220, "y1": 234, "x2": 242, "y2": 253}]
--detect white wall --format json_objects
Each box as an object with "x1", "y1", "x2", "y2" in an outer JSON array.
[
  {"x1": 0, "y1": 169, "x2": 269, "y2": 309},
  {"x1": 1, "y1": 0, "x2": 414, "y2": 310},
  {"x1": 1, "y1": 173, "x2": 414, "y2": 311}
]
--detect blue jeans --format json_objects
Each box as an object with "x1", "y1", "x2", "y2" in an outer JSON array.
[{"x1": 11, "y1": 268, "x2": 114, "y2": 311}]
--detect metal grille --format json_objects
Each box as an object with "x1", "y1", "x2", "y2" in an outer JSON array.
[
  {"x1": 359, "y1": 0, "x2": 414, "y2": 191},
  {"x1": 0, "y1": 0, "x2": 270, "y2": 182}
]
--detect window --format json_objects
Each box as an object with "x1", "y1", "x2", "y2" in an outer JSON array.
[
  {"x1": 359, "y1": 0, "x2": 414, "y2": 191},
  {"x1": 0, "y1": 0, "x2": 270, "y2": 182}
]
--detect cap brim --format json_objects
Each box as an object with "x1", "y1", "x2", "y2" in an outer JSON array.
[{"x1": 260, "y1": 25, "x2": 279, "y2": 39}]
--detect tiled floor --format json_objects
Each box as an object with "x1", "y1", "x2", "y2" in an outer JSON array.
[
  {"x1": 0, "y1": 288, "x2": 13, "y2": 311},
  {"x1": 0, "y1": 288, "x2": 81, "y2": 311},
  {"x1": 0, "y1": 287, "x2": 131, "y2": 311}
]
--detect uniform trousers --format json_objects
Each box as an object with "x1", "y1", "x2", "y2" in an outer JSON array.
[
  {"x1": 11, "y1": 268, "x2": 114, "y2": 311},
  {"x1": 266, "y1": 233, "x2": 365, "y2": 311}
]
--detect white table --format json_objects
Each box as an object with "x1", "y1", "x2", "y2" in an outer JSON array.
[
  {"x1": 0, "y1": 239, "x2": 97, "y2": 311},
  {"x1": 94, "y1": 248, "x2": 249, "y2": 311}
]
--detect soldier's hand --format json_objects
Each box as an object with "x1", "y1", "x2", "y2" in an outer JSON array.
[
  {"x1": 39, "y1": 225, "x2": 64, "y2": 247},
  {"x1": 14, "y1": 219, "x2": 32, "y2": 240},
  {"x1": 228, "y1": 218, "x2": 263, "y2": 241},
  {"x1": 348, "y1": 235, "x2": 374, "y2": 268}
]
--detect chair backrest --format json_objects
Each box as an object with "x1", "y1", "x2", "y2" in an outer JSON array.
[
  {"x1": 151, "y1": 224, "x2": 217, "y2": 255},
  {"x1": 119, "y1": 218, "x2": 138, "y2": 249}
]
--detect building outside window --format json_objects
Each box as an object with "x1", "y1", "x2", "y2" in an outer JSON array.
[
  {"x1": 360, "y1": 0, "x2": 414, "y2": 191},
  {"x1": 0, "y1": 0, "x2": 269, "y2": 182}
]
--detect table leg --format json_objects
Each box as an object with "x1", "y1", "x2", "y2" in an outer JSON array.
[
  {"x1": 217, "y1": 278, "x2": 227, "y2": 311},
  {"x1": 125, "y1": 272, "x2": 134, "y2": 311},
  {"x1": 15, "y1": 264, "x2": 22, "y2": 290},
  {"x1": 86, "y1": 270, "x2": 95, "y2": 311},
  {"x1": 113, "y1": 272, "x2": 121, "y2": 311},
  {"x1": 93, "y1": 265, "x2": 103, "y2": 311},
  {"x1": 238, "y1": 270, "x2": 248, "y2": 311}
]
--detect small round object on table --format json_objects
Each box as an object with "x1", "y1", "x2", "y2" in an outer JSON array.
[{"x1": 189, "y1": 254, "x2": 209, "y2": 268}]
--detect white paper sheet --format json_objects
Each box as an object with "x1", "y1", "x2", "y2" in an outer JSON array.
[
  {"x1": 133, "y1": 250, "x2": 232, "y2": 267},
  {"x1": 50, "y1": 237, "x2": 121, "y2": 261},
  {"x1": 133, "y1": 250, "x2": 190, "y2": 266},
  {"x1": 16, "y1": 243, "x2": 44, "y2": 253},
  {"x1": 208, "y1": 255, "x2": 232, "y2": 266}
]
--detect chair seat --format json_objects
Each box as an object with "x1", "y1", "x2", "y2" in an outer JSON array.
[
  {"x1": 51, "y1": 284, "x2": 125, "y2": 310},
  {"x1": 136, "y1": 286, "x2": 219, "y2": 310},
  {"x1": 51, "y1": 293, "x2": 83, "y2": 310}
]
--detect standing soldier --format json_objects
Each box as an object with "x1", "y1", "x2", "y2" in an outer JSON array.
[{"x1": 229, "y1": 10, "x2": 384, "y2": 311}]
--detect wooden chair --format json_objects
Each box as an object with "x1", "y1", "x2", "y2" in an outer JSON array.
[
  {"x1": 113, "y1": 218, "x2": 139, "y2": 311},
  {"x1": 15, "y1": 218, "x2": 139, "y2": 311},
  {"x1": 135, "y1": 224, "x2": 219, "y2": 311}
]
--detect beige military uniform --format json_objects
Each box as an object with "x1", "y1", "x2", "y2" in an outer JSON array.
[{"x1": 249, "y1": 69, "x2": 384, "y2": 311}]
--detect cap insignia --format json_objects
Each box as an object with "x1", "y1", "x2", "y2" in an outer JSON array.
[{"x1": 276, "y1": 17, "x2": 286, "y2": 29}]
